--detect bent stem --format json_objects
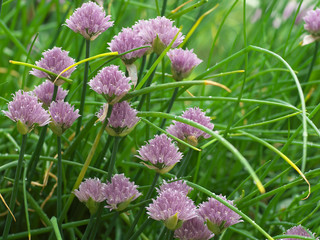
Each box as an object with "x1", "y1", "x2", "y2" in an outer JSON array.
[{"x1": 2, "y1": 134, "x2": 28, "y2": 240}]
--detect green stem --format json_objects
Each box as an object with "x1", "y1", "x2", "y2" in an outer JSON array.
[
  {"x1": 161, "y1": 0, "x2": 167, "y2": 16},
  {"x1": 223, "y1": 0, "x2": 247, "y2": 138},
  {"x1": 81, "y1": 211, "x2": 96, "y2": 240},
  {"x1": 76, "y1": 39, "x2": 91, "y2": 135},
  {"x1": 126, "y1": 173, "x2": 160, "y2": 238},
  {"x1": 107, "y1": 136, "x2": 121, "y2": 181},
  {"x1": 52, "y1": 85, "x2": 58, "y2": 101},
  {"x1": 158, "y1": 87, "x2": 179, "y2": 132},
  {"x1": 88, "y1": 204, "x2": 104, "y2": 240},
  {"x1": 137, "y1": 55, "x2": 146, "y2": 84},
  {"x1": 2, "y1": 134, "x2": 28, "y2": 240},
  {"x1": 128, "y1": 218, "x2": 153, "y2": 240},
  {"x1": 57, "y1": 136, "x2": 62, "y2": 234},
  {"x1": 177, "y1": 148, "x2": 193, "y2": 177},
  {"x1": 304, "y1": 41, "x2": 319, "y2": 89}
]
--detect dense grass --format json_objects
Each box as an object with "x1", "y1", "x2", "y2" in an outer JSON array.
[{"x1": 1, "y1": 0, "x2": 320, "y2": 239}]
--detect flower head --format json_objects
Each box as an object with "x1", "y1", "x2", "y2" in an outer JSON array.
[
  {"x1": 174, "y1": 216, "x2": 214, "y2": 240},
  {"x1": 167, "y1": 48, "x2": 202, "y2": 81},
  {"x1": 136, "y1": 134, "x2": 183, "y2": 174},
  {"x1": 30, "y1": 47, "x2": 76, "y2": 85},
  {"x1": 2, "y1": 90, "x2": 50, "y2": 134},
  {"x1": 66, "y1": 1, "x2": 114, "y2": 40},
  {"x1": 33, "y1": 80, "x2": 68, "y2": 107},
  {"x1": 167, "y1": 107, "x2": 214, "y2": 147},
  {"x1": 88, "y1": 65, "x2": 132, "y2": 104},
  {"x1": 97, "y1": 102, "x2": 139, "y2": 136},
  {"x1": 281, "y1": 225, "x2": 319, "y2": 240},
  {"x1": 108, "y1": 27, "x2": 149, "y2": 64},
  {"x1": 146, "y1": 189, "x2": 197, "y2": 230},
  {"x1": 157, "y1": 179, "x2": 193, "y2": 196},
  {"x1": 198, "y1": 195, "x2": 242, "y2": 235},
  {"x1": 304, "y1": 8, "x2": 320, "y2": 35},
  {"x1": 104, "y1": 174, "x2": 141, "y2": 211},
  {"x1": 73, "y1": 178, "x2": 107, "y2": 214},
  {"x1": 49, "y1": 100, "x2": 80, "y2": 135},
  {"x1": 133, "y1": 16, "x2": 184, "y2": 55}
]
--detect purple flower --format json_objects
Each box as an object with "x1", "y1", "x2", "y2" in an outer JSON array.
[
  {"x1": 198, "y1": 195, "x2": 242, "y2": 235},
  {"x1": 97, "y1": 102, "x2": 139, "y2": 136},
  {"x1": 146, "y1": 189, "x2": 197, "y2": 230},
  {"x1": 88, "y1": 65, "x2": 132, "y2": 104},
  {"x1": 281, "y1": 225, "x2": 318, "y2": 240},
  {"x1": 157, "y1": 179, "x2": 193, "y2": 196},
  {"x1": 73, "y1": 178, "x2": 107, "y2": 214},
  {"x1": 103, "y1": 174, "x2": 141, "y2": 211},
  {"x1": 167, "y1": 48, "x2": 202, "y2": 81},
  {"x1": 66, "y1": 1, "x2": 114, "y2": 40},
  {"x1": 136, "y1": 134, "x2": 183, "y2": 174},
  {"x1": 174, "y1": 216, "x2": 214, "y2": 240},
  {"x1": 108, "y1": 27, "x2": 149, "y2": 64},
  {"x1": 2, "y1": 90, "x2": 50, "y2": 134},
  {"x1": 167, "y1": 107, "x2": 214, "y2": 147},
  {"x1": 304, "y1": 8, "x2": 320, "y2": 35},
  {"x1": 49, "y1": 100, "x2": 80, "y2": 135},
  {"x1": 133, "y1": 16, "x2": 184, "y2": 55},
  {"x1": 30, "y1": 47, "x2": 76, "y2": 85},
  {"x1": 33, "y1": 80, "x2": 68, "y2": 107}
]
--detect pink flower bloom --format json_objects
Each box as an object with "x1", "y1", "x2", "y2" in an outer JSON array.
[
  {"x1": 66, "y1": 1, "x2": 114, "y2": 40},
  {"x1": 281, "y1": 225, "x2": 319, "y2": 240},
  {"x1": 49, "y1": 100, "x2": 80, "y2": 135},
  {"x1": 74, "y1": 178, "x2": 107, "y2": 214},
  {"x1": 174, "y1": 216, "x2": 214, "y2": 240},
  {"x1": 198, "y1": 195, "x2": 242, "y2": 235},
  {"x1": 108, "y1": 27, "x2": 150, "y2": 64},
  {"x1": 88, "y1": 65, "x2": 132, "y2": 104},
  {"x1": 146, "y1": 189, "x2": 197, "y2": 230},
  {"x1": 157, "y1": 179, "x2": 193, "y2": 196},
  {"x1": 3, "y1": 90, "x2": 50, "y2": 134},
  {"x1": 133, "y1": 16, "x2": 184, "y2": 54},
  {"x1": 103, "y1": 174, "x2": 141, "y2": 211},
  {"x1": 167, "y1": 107, "x2": 214, "y2": 147},
  {"x1": 33, "y1": 80, "x2": 68, "y2": 106},
  {"x1": 136, "y1": 134, "x2": 183, "y2": 174},
  {"x1": 167, "y1": 48, "x2": 202, "y2": 81},
  {"x1": 30, "y1": 47, "x2": 75, "y2": 85},
  {"x1": 97, "y1": 102, "x2": 139, "y2": 136},
  {"x1": 304, "y1": 8, "x2": 320, "y2": 35}
]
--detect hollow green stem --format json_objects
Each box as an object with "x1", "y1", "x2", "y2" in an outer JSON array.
[
  {"x1": 303, "y1": 41, "x2": 319, "y2": 91},
  {"x1": 158, "y1": 87, "x2": 179, "y2": 132},
  {"x1": 57, "y1": 136, "x2": 62, "y2": 234},
  {"x1": 161, "y1": 0, "x2": 167, "y2": 16},
  {"x1": 128, "y1": 218, "x2": 153, "y2": 240},
  {"x1": 76, "y1": 39, "x2": 91, "y2": 135},
  {"x1": 2, "y1": 134, "x2": 28, "y2": 240},
  {"x1": 107, "y1": 136, "x2": 121, "y2": 181},
  {"x1": 126, "y1": 173, "x2": 160, "y2": 238},
  {"x1": 81, "y1": 210, "x2": 97, "y2": 240},
  {"x1": 177, "y1": 148, "x2": 193, "y2": 177}
]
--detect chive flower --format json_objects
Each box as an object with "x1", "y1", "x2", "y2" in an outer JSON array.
[
  {"x1": 136, "y1": 134, "x2": 183, "y2": 174},
  {"x1": 146, "y1": 189, "x2": 197, "y2": 230},
  {"x1": 302, "y1": 8, "x2": 320, "y2": 45},
  {"x1": 157, "y1": 179, "x2": 193, "y2": 196},
  {"x1": 103, "y1": 174, "x2": 141, "y2": 211},
  {"x1": 49, "y1": 100, "x2": 80, "y2": 136},
  {"x1": 66, "y1": 1, "x2": 114, "y2": 40},
  {"x1": 88, "y1": 65, "x2": 132, "y2": 104},
  {"x1": 108, "y1": 27, "x2": 149, "y2": 64},
  {"x1": 133, "y1": 16, "x2": 184, "y2": 55},
  {"x1": 198, "y1": 195, "x2": 242, "y2": 235},
  {"x1": 167, "y1": 48, "x2": 202, "y2": 81},
  {"x1": 33, "y1": 80, "x2": 68, "y2": 107},
  {"x1": 2, "y1": 90, "x2": 50, "y2": 135},
  {"x1": 30, "y1": 47, "x2": 76, "y2": 85},
  {"x1": 281, "y1": 225, "x2": 319, "y2": 240},
  {"x1": 74, "y1": 178, "x2": 107, "y2": 214},
  {"x1": 167, "y1": 107, "x2": 214, "y2": 147},
  {"x1": 174, "y1": 216, "x2": 214, "y2": 240},
  {"x1": 97, "y1": 101, "x2": 140, "y2": 137}
]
